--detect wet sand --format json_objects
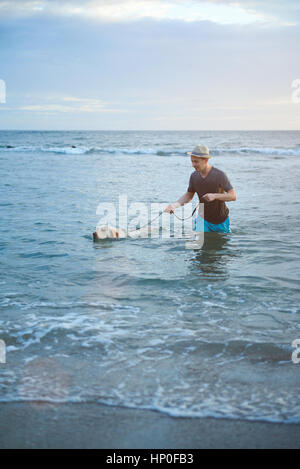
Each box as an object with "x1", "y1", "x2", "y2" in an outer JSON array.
[{"x1": 0, "y1": 402, "x2": 299, "y2": 449}]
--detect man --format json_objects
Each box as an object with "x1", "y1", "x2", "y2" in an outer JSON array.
[{"x1": 165, "y1": 144, "x2": 236, "y2": 233}]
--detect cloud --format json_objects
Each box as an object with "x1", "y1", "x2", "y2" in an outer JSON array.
[
  {"x1": 1, "y1": 1, "x2": 299, "y2": 130},
  {"x1": 0, "y1": 0, "x2": 289, "y2": 25},
  {"x1": 4, "y1": 95, "x2": 127, "y2": 114},
  {"x1": 202, "y1": 0, "x2": 300, "y2": 25}
]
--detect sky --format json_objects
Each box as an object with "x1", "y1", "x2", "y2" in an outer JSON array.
[{"x1": 0, "y1": 0, "x2": 300, "y2": 130}]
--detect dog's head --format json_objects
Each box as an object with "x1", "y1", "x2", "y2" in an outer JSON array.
[{"x1": 93, "y1": 225, "x2": 125, "y2": 241}]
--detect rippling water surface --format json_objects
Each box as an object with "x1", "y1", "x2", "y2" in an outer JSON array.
[{"x1": 0, "y1": 130, "x2": 300, "y2": 423}]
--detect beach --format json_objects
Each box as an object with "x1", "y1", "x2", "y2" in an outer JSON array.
[{"x1": 0, "y1": 402, "x2": 299, "y2": 449}]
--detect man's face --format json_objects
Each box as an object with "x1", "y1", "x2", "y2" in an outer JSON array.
[{"x1": 191, "y1": 156, "x2": 209, "y2": 171}]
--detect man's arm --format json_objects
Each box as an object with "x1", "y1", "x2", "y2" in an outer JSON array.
[
  {"x1": 165, "y1": 191, "x2": 195, "y2": 213},
  {"x1": 202, "y1": 188, "x2": 236, "y2": 203}
]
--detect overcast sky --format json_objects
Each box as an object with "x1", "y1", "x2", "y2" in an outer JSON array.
[{"x1": 0, "y1": 0, "x2": 300, "y2": 130}]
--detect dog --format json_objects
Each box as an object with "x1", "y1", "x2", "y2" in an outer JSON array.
[
  {"x1": 93, "y1": 224, "x2": 157, "y2": 241},
  {"x1": 93, "y1": 225, "x2": 127, "y2": 241}
]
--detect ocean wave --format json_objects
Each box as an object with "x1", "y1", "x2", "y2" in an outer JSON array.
[
  {"x1": 1, "y1": 144, "x2": 300, "y2": 156},
  {"x1": 0, "y1": 144, "x2": 93, "y2": 154},
  {"x1": 0, "y1": 396, "x2": 297, "y2": 424},
  {"x1": 0, "y1": 311, "x2": 298, "y2": 424},
  {"x1": 0, "y1": 386, "x2": 298, "y2": 425},
  {"x1": 0, "y1": 144, "x2": 186, "y2": 155},
  {"x1": 0, "y1": 299, "x2": 293, "y2": 364},
  {"x1": 213, "y1": 146, "x2": 300, "y2": 156},
  {"x1": 42, "y1": 146, "x2": 91, "y2": 154},
  {"x1": 0, "y1": 297, "x2": 140, "y2": 312}
]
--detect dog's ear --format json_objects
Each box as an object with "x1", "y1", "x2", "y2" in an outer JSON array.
[{"x1": 116, "y1": 231, "x2": 119, "y2": 238}]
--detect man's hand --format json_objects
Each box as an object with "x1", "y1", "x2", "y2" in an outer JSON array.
[
  {"x1": 202, "y1": 193, "x2": 216, "y2": 202},
  {"x1": 164, "y1": 202, "x2": 180, "y2": 213}
]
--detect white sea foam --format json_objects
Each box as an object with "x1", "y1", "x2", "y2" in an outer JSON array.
[
  {"x1": 214, "y1": 146, "x2": 300, "y2": 156},
  {"x1": 42, "y1": 146, "x2": 91, "y2": 154},
  {"x1": 1, "y1": 143, "x2": 300, "y2": 156}
]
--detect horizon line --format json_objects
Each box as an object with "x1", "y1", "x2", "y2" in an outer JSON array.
[{"x1": 0, "y1": 129, "x2": 299, "y2": 132}]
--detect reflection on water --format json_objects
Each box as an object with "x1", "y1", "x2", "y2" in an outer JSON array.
[{"x1": 189, "y1": 233, "x2": 233, "y2": 280}]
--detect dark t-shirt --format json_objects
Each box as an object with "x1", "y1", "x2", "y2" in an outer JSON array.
[{"x1": 187, "y1": 167, "x2": 233, "y2": 224}]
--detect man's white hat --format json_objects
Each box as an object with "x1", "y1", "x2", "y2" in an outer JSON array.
[{"x1": 187, "y1": 144, "x2": 211, "y2": 159}]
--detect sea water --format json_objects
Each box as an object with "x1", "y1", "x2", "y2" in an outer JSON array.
[{"x1": 0, "y1": 130, "x2": 300, "y2": 423}]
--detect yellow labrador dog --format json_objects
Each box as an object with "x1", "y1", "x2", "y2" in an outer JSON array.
[
  {"x1": 93, "y1": 225, "x2": 126, "y2": 241},
  {"x1": 93, "y1": 225, "x2": 155, "y2": 241}
]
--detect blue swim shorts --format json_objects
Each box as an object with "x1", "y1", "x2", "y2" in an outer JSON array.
[{"x1": 194, "y1": 215, "x2": 231, "y2": 233}]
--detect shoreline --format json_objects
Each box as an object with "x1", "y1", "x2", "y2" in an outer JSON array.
[{"x1": 0, "y1": 402, "x2": 299, "y2": 449}]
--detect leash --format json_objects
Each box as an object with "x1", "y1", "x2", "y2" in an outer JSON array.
[
  {"x1": 128, "y1": 203, "x2": 200, "y2": 233},
  {"x1": 128, "y1": 210, "x2": 164, "y2": 233},
  {"x1": 172, "y1": 203, "x2": 200, "y2": 221}
]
